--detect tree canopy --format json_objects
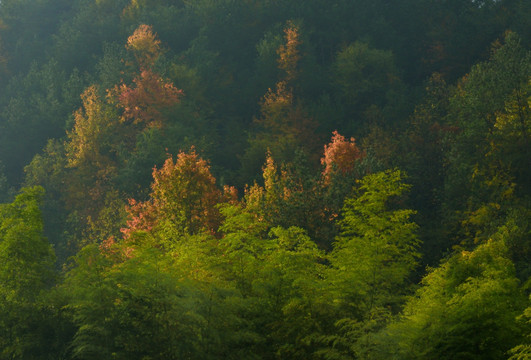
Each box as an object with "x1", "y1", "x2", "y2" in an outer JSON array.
[{"x1": 0, "y1": 1, "x2": 529, "y2": 358}]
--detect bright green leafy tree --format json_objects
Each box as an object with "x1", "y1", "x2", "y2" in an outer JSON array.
[
  {"x1": 320, "y1": 169, "x2": 420, "y2": 358},
  {"x1": 0, "y1": 186, "x2": 57, "y2": 358},
  {"x1": 386, "y1": 237, "x2": 526, "y2": 360}
]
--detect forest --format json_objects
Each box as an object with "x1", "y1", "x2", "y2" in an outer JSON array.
[{"x1": 0, "y1": 0, "x2": 530, "y2": 358}]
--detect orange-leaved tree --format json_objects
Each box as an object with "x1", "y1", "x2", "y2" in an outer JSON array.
[
  {"x1": 122, "y1": 148, "x2": 237, "y2": 240},
  {"x1": 319, "y1": 131, "x2": 366, "y2": 247},
  {"x1": 321, "y1": 131, "x2": 364, "y2": 185},
  {"x1": 108, "y1": 24, "x2": 183, "y2": 129},
  {"x1": 277, "y1": 21, "x2": 301, "y2": 83},
  {"x1": 250, "y1": 21, "x2": 318, "y2": 165},
  {"x1": 109, "y1": 69, "x2": 183, "y2": 128}
]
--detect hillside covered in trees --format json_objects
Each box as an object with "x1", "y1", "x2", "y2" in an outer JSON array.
[{"x1": 0, "y1": 0, "x2": 530, "y2": 358}]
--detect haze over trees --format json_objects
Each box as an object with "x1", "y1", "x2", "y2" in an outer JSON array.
[{"x1": 0, "y1": 0, "x2": 530, "y2": 358}]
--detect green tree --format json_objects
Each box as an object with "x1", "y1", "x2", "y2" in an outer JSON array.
[
  {"x1": 329, "y1": 169, "x2": 420, "y2": 312},
  {"x1": 509, "y1": 295, "x2": 531, "y2": 360},
  {"x1": 64, "y1": 227, "x2": 259, "y2": 359},
  {"x1": 218, "y1": 203, "x2": 328, "y2": 358},
  {"x1": 0, "y1": 19, "x2": 7, "y2": 83},
  {"x1": 385, "y1": 238, "x2": 526, "y2": 360},
  {"x1": 65, "y1": 243, "x2": 208, "y2": 360},
  {"x1": 332, "y1": 41, "x2": 406, "y2": 133},
  {"x1": 0, "y1": 186, "x2": 54, "y2": 302},
  {"x1": 443, "y1": 31, "x2": 530, "y2": 232},
  {"x1": 0, "y1": 161, "x2": 12, "y2": 203},
  {"x1": 242, "y1": 152, "x2": 338, "y2": 249},
  {"x1": 123, "y1": 149, "x2": 234, "y2": 241},
  {"x1": 320, "y1": 169, "x2": 420, "y2": 358},
  {"x1": 484, "y1": 79, "x2": 530, "y2": 199},
  {"x1": 0, "y1": 186, "x2": 57, "y2": 358},
  {"x1": 399, "y1": 73, "x2": 453, "y2": 266},
  {"x1": 0, "y1": 61, "x2": 84, "y2": 186}
]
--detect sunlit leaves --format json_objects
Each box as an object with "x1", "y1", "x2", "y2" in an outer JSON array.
[
  {"x1": 486, "y1": 81, "x2": 531, "y2": 196},
  {"x1": 123, "y1": 149, "x2": 230, "y2": 240},
  {"x1": 0, "y1": 186, "x2": 57, "y2": 359},
  {"x1": 109, "y1": 69, "x2": 183, "y2": 128},
  {"x1": 277, "y1": 21, "x2": 301, "y2": 83},
  {"x1": 509, "y1": 296, "x2": 531, "y2": 360},
  {"x1": 329, "y1": 169, "x2": 420, "y2": 313},
  {"x1": 126, "y1": 24, "x2": 161, "y2": 68},
  {"x1": 66, "y1": 85, "x2": 117, "y2": 171},
  {"x1": 387, "y1": 239, "x2": 525, "y2": 359},
  {"x1": 106, "y1": 25, "x2": 183, "y2": 129},
  {"x1": 218, "y1": 202, "x2": 326, "y2": 357},
  {"x1": 321, "y1": 131, "x2": 364, "y2": 184},
  {"x1": 0, "y1": 186, "x2": 55, "y2": 298},
  {"x1": 64, "y1": 244, "x2": 206, "y2": 359},
  {"x1": 246, "y1": 21, "x2": 318, "y2": 167}
]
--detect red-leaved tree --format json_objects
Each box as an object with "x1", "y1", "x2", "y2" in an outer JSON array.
[
  {"x1": 122, "y1": 149, "x2": 237, "y2": 239},
  {"x1": 109, "y1": 69, "x2": 183, "y2": 128},
  {"x1": 108, "y1": 24, "x2": 183, "y2": 128},
  {"x1": 321, "y1": 131, "x2": 365, "y2": 184}
]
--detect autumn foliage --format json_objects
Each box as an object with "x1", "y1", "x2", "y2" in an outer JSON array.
[
  {"x1": 277, "y1": 21, "x2": 301, "y2": 82},
  {"x1": 252, "y1": 21, "x2": 318, "y2": 161},
  {"x1": 109, "y1": 69, "x2": 182, "y2": 128},
  {"x1": 66, "y1": 85, "x2": 115, "y2": 169},
  {"x1": 244, "y1": 153, "x2": 291, "y2": 219},
  {"x1": 108, "y1": 24, "x2": 182, "y2": 128},
  {"x1": 126, "y1": 24, "x2": 162, "y2": 68},
  {"x1": 122, "y1": 149, "x2": 236, "y2": 238},
  {"x1": 321, "y1": 131, "x2": 364, "y2": 184}
]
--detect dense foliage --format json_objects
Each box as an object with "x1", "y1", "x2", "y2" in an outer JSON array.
[{"x1": 0, "y1": 0, "x2": 530, "y2": 358}]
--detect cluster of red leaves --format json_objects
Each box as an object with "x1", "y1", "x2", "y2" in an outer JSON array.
[
  {"x1": 109, "y1": 69, "x2": 183, "y2": 128},
  {"x1": 122, "y1": 149, "x2": 237, "y2": 238},
  {"x1": 121, "y1": 198, "x2": 158, "y2": 238},
  {"x1": 99, "y1": 236, "x2": 135, "y2": 260},
  {"x1": 107, "y1": 24, "x2": 183, "y2": 128},
  {"x1": 321, "y1": 131, "x2": 365, "y2": 184}
]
